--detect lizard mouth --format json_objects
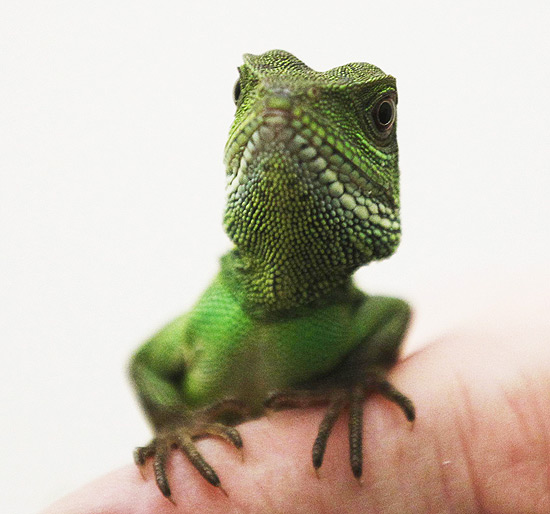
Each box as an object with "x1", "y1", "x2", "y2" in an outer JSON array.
[{"x1": 224, "y1": 106, "x2": 398, "y2": 223}]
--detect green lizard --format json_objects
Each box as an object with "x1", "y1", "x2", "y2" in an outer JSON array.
[{"x1": 130, "y1": 49, "x2": 414, "y2": 501}]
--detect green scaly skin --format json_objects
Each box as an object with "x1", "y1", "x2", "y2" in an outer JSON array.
[{"x1": 130, "y1": 50, "x2": 415, "y2": 502}]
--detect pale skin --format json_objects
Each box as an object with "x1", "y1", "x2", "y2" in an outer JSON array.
[{"x1": 43, "y1": 307, "x2": 550, "y2": 514}]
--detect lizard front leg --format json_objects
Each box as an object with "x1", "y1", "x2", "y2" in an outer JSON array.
[
  {"x1": 129, "y1": 315, "x2": 250, "y2": 501},
  {"x1": 132, "y1": 400, "x2": 247, "y2": 500},
  {"x1": 265, "y1": 296, "x2": 414, "y2": 479}
]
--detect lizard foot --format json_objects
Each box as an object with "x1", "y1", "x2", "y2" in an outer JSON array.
[
  {"x1": 265, "y1": 368, "x2": 415, "y2": 480},
  {"x1": 134, "y1": 399, "x2": 249, "y2": 502}
]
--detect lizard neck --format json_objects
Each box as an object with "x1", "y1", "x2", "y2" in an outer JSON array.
[{"x1": 220, "y1": 249, "x2": 356, "y2": 319}]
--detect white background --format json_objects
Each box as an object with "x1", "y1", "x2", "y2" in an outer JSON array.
[{"x1": 1, "y1": 1, "x2": 549, "y2": 512}]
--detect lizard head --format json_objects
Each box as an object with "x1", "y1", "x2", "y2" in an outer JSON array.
[{"x1": 223, "y1": 50, "x2": 401, "y2": 288}]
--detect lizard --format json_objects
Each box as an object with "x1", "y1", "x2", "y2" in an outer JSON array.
[{"x1": 130, "y1": 49, "x2": 415, "y2": 502}]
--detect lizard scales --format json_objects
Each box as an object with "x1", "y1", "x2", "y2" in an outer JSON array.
[{"x1": 130, "y1": 49, "x2": 414, "y2": 501}]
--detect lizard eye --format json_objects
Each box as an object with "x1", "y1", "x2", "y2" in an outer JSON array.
[
  {"x1": 233, "y1": 80, "x2": 242, "y2": 105},
  {"x1": 373, "y1": 96, "x2": 396, "y2": 132}
]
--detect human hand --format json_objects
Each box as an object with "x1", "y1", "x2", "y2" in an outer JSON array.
[{"x1": 43, "y1": 320, "x2": 550, "y2": 513}]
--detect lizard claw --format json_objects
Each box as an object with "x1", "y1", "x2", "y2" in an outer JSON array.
[
  {"x1": 265, "y1": 369, "x2": 414, "y2": 480},
  {"x1": 317, "y1": 371, "x2": 414, "y2": 479},
  {"x1": 134, "y1": 422, "x2": 244, "y2": 501}
]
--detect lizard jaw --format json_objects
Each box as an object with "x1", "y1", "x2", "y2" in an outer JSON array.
[{"x1": 224, "y1": 106, "x2": 399, "y2": 240}]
